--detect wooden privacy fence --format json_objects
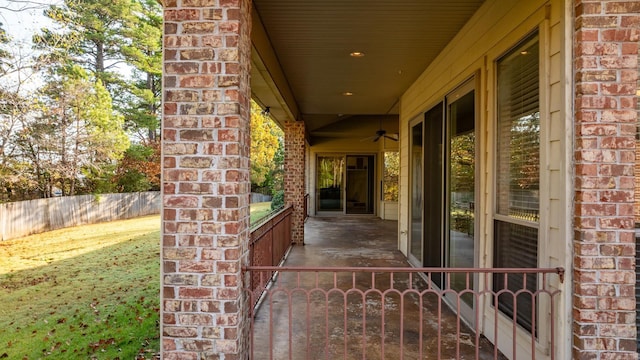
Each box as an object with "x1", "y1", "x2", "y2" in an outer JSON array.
[{"x1": 0, "y1": 192, "x2": 161, "y2": 241}]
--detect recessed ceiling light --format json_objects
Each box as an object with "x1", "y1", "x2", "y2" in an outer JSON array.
[
  {"x1": 520, "y1": 50, "x2": 529, "y2": 55},
  {"x1": 350, "y1": 52, "x2": 365, "y2": 57},
  {"x1": 342, "y1": 92, "x2": 353, "y2": 96}
]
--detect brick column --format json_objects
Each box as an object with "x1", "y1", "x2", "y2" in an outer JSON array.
[
  {"x1": 161, "y1": 0, "x2": 252, "y2": 359},
  {"x1": 573, "y1": 1, "x2": 638, "y2": 358},
  {"x1": 284, "y1": 120, "x2": 305, "y2": 244}
]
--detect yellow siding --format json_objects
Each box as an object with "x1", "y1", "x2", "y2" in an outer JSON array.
[{"x1": 398, "y1": 0, "x2": 570, "y2": 358}]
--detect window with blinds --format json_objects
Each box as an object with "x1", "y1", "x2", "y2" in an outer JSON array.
[{"x1": 493, "y1": 31, "x2": 540, "y2": 334}]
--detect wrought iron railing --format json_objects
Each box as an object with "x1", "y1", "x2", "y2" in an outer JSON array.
[
  {"x1": 243, "y1": 266, "x2": 564, "y2": 360},
  {"x1": 248, "y1": 205, "x2": 293, "y2": 305}
]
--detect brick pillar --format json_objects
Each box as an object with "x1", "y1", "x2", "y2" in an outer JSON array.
[
  {"x1": 573, "y1": 1, "x2": 639, "y2": 358},
  {"x1": 161, "y1": 0, "x2": 252, "y2": 358},
  {"x1": 284, "y1": 120, "x2": 305, "y2": 244}
]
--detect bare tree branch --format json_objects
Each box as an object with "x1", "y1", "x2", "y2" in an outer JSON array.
[{"x1": 0, "y1": 1, "x2": 57, "y2": 13}]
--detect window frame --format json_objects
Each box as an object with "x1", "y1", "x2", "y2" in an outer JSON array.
[{"x1": 492, "y1": 30, "x2": 542, "y2": 334}]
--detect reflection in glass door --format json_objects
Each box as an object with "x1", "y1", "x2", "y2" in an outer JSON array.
[
  {"x1": 346, "y1": 156, "x2": 374, "y2": 214},
  {"x1": 424, "y1": 103, "x2": 444, "y2": 287},
  {"x1": 409, "y1": 123, "x2": 423, "y2": 262},
  {"x1": 316, "y1": 156, "x2": 344, "y2": 211},
  {"x1": 446, "y1": 84, "x2": 476, "y2": 313}
]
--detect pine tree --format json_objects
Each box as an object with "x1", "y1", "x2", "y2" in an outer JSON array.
[
  {"x1": 33, "y1": 0, "x2": 142, "y2": 91},
  {"x1": 120, "y1": 0, "x2": 162, "y2": 141}
]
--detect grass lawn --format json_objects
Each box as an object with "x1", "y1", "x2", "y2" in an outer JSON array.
[
  {"x1": 250, "y1": 202, "x2": 272, "y2": 224},
  {"x1": 0, "y1": 215, "x2": 160, "y2": 359}
]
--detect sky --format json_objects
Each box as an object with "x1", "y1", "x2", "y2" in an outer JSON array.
[
  {"x1": 0, "y1": 0, "x2": 61, "y2": 46},
  {"x1": 0, "y1": 1, "x2": 62, "y2": 92},
  {"x1": 0, "y1": 0, "x2": 134, "y2": 93}
]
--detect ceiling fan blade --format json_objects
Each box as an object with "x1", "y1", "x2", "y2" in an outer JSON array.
[
  {"x1": 373, "y1": 135, "x2": 381, "y2": 142},
  {"x1": 360, "y1": 135, "x2": 377, "y2": 142},
  {"x1": 383, "y1": 134, "x2": 398, "y2": 141}
]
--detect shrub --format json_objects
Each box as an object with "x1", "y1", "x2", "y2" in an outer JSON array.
[{"x1": 270, "y1": 190, "x2": 284, "y2": 210}]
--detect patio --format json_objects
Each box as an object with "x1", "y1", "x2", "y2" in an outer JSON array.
[{"x1": 246, "y1": 216, "x2": 560, "y2": 359}]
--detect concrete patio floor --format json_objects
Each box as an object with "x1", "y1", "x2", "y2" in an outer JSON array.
[{"x1": 249, "y1": 216, "x2": 505, "y2": 360}]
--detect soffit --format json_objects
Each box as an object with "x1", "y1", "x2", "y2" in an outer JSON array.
[{"x1": 251, "y1": 0, "x2": 485, "y2": 139}]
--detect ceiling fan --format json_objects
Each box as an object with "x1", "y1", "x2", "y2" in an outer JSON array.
[
  {"x1": 361, "y1": 115, "x2": 398, "y2": 142},
  {"x1": 361, "y1": 128, "x2": 398, "y2": 142}
]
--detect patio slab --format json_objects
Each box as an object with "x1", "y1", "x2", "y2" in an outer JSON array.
[{"x1": 249, "y1": 216, "x2": 505, "y2": 360}]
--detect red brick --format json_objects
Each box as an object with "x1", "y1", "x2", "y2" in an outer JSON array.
[
  {"x1": 179, "y1": 314, "x2": 213, "y2": 326},
  {"x1": 181, "y1": 49, "x2": 215, "y2": 61},
  {"x1": 180, "y1": 75, "x2": 215, "y2": 88},
  {"x1": 201, "y1": 274, "x2": 221, "y2": 286},
  {"x1": 165, "y1": 9, "x2": 200, "y2": 21},
  {"x1": 203, "y1": 62, "x2": 222, "y2": 74},
  {"x1": 164, "y1": 35, "x2": 199, "y2": 47},
  {"x1": 165, "y1": 90, "x2": 199, "y2": 102},
  {"x1": 178, "y1": 287, "x2": 213, "y2": 299},
  {"x1": 201, "y1": 301, "x2": 220, "y2": 313},
  {"x1": 621, "y1": 15, "x2": 640, "y2": 27},
  {"x1": 580, "y1": 16, "x2": 619, "y2": 28},
  {"x1": 600, "y1": 55, "x2": 638, "y2": 70},
  {"x1": 601, "y1": 29, "x2": 640, "y2": 42},
  {"x1": 576, "y1": 2, "x2": 602, "y2": 16},
  {"x1": 182, "y1": 340, "x2": 214, "y2": 352},
  {"x1": 202, "y1": 249, "x2": 222, "y2": 261},
  {"x1": 202, "y1": 35, "x2": 223, "y2": 47},
  {"x1": 164, "y1": 196, "x2": 199, "y2": 208},
  {"x1": 182, "y1": 22, "x2": 216, "y2": 34},
  {"x1": 605, "y1": 2, "x2": 640, "y2": 14},
  {"x1": 179, "y1": 261, "x2": 214, "y2": 273},
  {"x1": 220, "y1": 0, "x2": 240, "y2": 7},
  {"x1": 204, "y1": 143, "x2": 224, "y2": 155},
  {"x1": 216, "y1": 261, "x2": 238, "y2": 273},
  {"x1": 203, "y1": 9, "x2": 223, "y2": 20},
  {"x1": 182, "y1": 0, "x2": 216, "y2": 6},
  {"x1": 163, "y1": 327, "x2": 198, "y2": 338},
  {"x1": 164, "y1": 248, "x2": 198, "y2": 260},
  {"x1": 163, "y1": 339, "x2": 177, "y2": 351},
  {"x1": 164, "y1": 23, "x2": 178, "y2": 35},
  {"x1": 164, "y1": 353, "x2": 198, "y2": 360},
  {"x1": 218, "y1": 75, "x2": 239, "y2": 87},
  {"x1": 224, "y1": 274, "x2": 238, "y2": 286}
]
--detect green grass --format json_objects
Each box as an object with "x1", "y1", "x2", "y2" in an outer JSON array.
[
  {"x1": 0, "y1": 216, "x2": 160, "y2": 359},
  {"x1": 250, "y1": 202, "x2": 272, "y2": 224}
]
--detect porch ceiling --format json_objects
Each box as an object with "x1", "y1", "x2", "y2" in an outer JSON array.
[{"x1": 250, "y1": 0, "x2": 485, "y2": 140}]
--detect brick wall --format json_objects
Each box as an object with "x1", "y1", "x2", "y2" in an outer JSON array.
[
  {"x1": 284, "y1": 121, "x2": 306, "y2": 244},
  {"x1": 573, "y1": 1, "x2": 639, "y2": 358},
  {"x1": 161, "y1": 0, "x2": 252, "y2": 358},
  {"x1": 636, "y1": 140, "x2": 640, "y2": 224}
]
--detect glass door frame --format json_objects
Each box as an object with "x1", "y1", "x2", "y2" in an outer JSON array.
[
  {"x1": 443, "y1": 78, "x2": 479, "y2": 326},
  {"x1": 407, "y1": 116, "x2": 425, "y2": 268},
  {"x1": 405, "y1": 77, "x2": 479, "y2": 327},
  {"x1": 315, "y1": 153, "x2": 377, "y2": 215}
]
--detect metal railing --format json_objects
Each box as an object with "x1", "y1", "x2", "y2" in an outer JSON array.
[
  {"x1": 243, "y1": 266, "x2": 564, "y2": 360},
  {"x1": 248, "y1": 205, "x2": 293, "y2": 305}
]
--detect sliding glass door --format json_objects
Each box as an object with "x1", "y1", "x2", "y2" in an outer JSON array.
[
  {"x1": 317, "y1": 156, "x2": 344, "y2": 211},
  {"x1": 408, "y1": 79, "x2": 477, "y2": 323},
  {"x1": 316, "y1": 154, "x2": 375, "y2": 214},
  {"x1": 446, "y1": 82, "x2": 476, "y2": 314}
]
